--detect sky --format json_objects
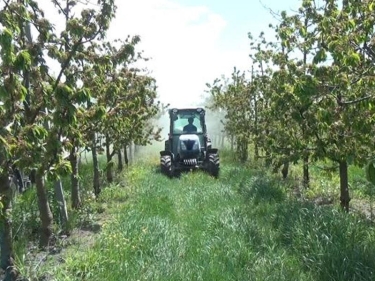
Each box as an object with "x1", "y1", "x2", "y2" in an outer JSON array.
[{"x1": 43, "y1": 0, "x2": 302, "y2": 108}]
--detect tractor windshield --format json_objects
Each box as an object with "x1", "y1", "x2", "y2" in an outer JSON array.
[{"x1": 172, "y1": 112, "x2": 203, "y2": 134}]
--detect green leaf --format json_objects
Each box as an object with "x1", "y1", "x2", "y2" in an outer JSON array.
[
  {"x1": 347, "y1": 52, "x2": 361, "y2": 65},
  {"x1": 299, "y1": 27, "x2": 307, "y2": 37},
  {"x1": 348, "y1": 19, "x2": 355, "y2": 28},
  {"x1": 313, "y1": 49, "x2": 327, "y2": 64},
  {"x1": 14, "y1": 50, "x2": 32, "y2": 70},
  {"x1": 31, "y1": 125, "x2": 48, "y2": 139},
  {"x1": 20, "y1": 85, "x2": 28, "y2": 101},
  {"x1": 0, "y1": 28, "x2": 13, "y2": 47},
  {"x1": 0, "y1": 136, "x2": 8, "y2": 147}
]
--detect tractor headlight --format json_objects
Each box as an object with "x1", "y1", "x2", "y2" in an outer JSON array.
[
  {"x1": 180, "y1": 141, "x2": 187, "y2": 150},
  {"x1": 193, "y1": 141, "x2": 199, "y2": 150}
]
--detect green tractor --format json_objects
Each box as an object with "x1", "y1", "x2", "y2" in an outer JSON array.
[{"x1": 159, "y1": 107, "x2": 220, "y2": 178}]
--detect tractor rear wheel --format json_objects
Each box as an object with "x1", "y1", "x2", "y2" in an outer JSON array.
[
  {"x1": 160, "y1": 155, "x2": 172, "y2": 176},
  {"x1": 207, "y1": 153, "x2": 220, "y2": 178}
]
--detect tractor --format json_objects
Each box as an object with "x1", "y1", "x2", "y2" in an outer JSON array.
[{"x1": 159, "y1": 107, "x2": 220, "y2": 178}]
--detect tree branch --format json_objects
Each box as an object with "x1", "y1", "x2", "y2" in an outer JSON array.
[
  {"x1": 338, "y1": 95, "x2": 372, "y2": 106},
  {"x1": 51, "y1": 0, "x2": 68, "y2": 18}
]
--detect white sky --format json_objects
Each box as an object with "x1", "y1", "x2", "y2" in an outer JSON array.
[
  {"x1": 106, "y1": 0, "x2": 253, "y2": 108},
  {"x1": 41, "y1": 0, "x2": 300, "y2": 108}
]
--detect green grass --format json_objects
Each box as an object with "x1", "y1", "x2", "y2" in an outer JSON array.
[
  {"x1": 11, "y1": 154, "x2": 112, "y2": 278},
  {"x1": 41, "y1": 154, "x2": 375, "y2": 281}
]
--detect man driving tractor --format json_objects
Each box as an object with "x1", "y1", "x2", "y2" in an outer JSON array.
[{"x1": 183, "y1": 117, "x2": 197, "y2": 133}]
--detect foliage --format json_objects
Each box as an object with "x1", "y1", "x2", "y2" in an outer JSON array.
[
  {"x1": 207, "y1": 69, "x2": 254, "y2": 161},
  {"x1": 0, "y1": 0, "x2": 162, "y2": 277},
  {"x1": 205, "y1": 0, "x2": 375, "y2": 210}
]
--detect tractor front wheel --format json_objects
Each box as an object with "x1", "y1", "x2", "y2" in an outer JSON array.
[
  {"x1": 207, "y1": 153, "x2": 220, "y2": 178},
  {"x1": 160, "y1": 155, "x2": 172, "y2": 176}
]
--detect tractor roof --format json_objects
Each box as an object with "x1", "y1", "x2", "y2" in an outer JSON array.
[{"x1": 169, "y1": 107, "x2": 205, "y2": 113}]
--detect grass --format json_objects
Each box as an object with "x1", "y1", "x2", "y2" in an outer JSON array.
[
  {"x1": 10, "y1": 153, "x2": 114, "y2": 279},
  {"x1": 33, "y1": 149, "x2": 375, "y2": 281}
]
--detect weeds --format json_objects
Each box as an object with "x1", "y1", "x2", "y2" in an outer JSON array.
[
  {"x1": 12, "y1": 147, "x2": 375, "y2": 281},
  {"x1": 44, "y1": 155, "x2": 375, "y2": 281}
]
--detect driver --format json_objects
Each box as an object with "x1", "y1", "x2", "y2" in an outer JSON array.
[{"x1": 183, "y1": 117, "x2": 197, "y2": 133}]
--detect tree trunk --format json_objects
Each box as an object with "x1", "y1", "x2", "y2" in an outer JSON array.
[
  {"x1": 91, "y1": 133, "x2": 101, "y2": 197},
  {"x1": 132, "y1": 143, "x2": 136, "y2": 161},
  {"x1": 128, "y1": 142, "x2": 134, "y2": 162},
  {"x1": 230, "y1": 135, "x2": 234, "y2": 151},
  {"x1": 105, "y1": 135, "x2": 113, "y2": 183},
  {"x1": 54, "y1": 180, "x2": 68, "y2": 233},
  {"x1": 12, "y1": 167, "x2": 24, "y2": 193},
  {"x1": 117, "y1": 149, "x2": 123, "y2": 171},
  {"x1": 238, "y1": 138, "x2": 248, "y2": 163},
  {"x1": 243, "y1": 142, "x2": 248, "y2": 162},
  {"x1": 124, "y1": 144, "x2": 129, "y2": 167},
  {"x1": 35, "y1": 169, "x2": 53, "y2": 247},
  {"x1": 254, "y1": 142, "x2": 259, "y2": 162},
  {"x1": 303, "y1": 155, "x2": 310, "y2": 188},
  {"x1": 339, "y1": 160, "x2": 350, "y2": 212},
  {"x1": 0, "y1": 173, "x2": 18, "y2": 281},
  {"x1": 129, "y1": 142, "x2": 134, "y2": 163},
  {"x1": 70, "y1": 145, "x2": 81, "y2": 209},
  {"x1": 281, "y1": 161, "x2": 289, "y2": 179},
  {"x1": 254, "y1": 89, "x2": 259, "y2": 161},
  {"x1": 265, "y1": 129, "x2": 272, "y2": 167}
]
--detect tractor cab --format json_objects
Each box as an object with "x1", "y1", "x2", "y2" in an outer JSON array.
[
  {"x1": 169, "y1": 108, "x2": 210, "y2": 160},
  {"x1": 160, "y1": 107, "x2": 219, "y2": 178}
]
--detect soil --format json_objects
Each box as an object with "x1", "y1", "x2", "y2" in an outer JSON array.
[{"x1": 0, "y1": 213, "x2": 107, "y2": 281}]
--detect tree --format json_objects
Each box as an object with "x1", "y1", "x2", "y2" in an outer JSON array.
[
  {"x1": 278, "y1": 0, "x2": 375, "y2": 210},
  {"x1": 0, "y1": 1, "x2": 48, "y2": 278},
  {"x1": 0, "y1": 0, "x2": 162, "y2": 278},
  {"x1": 206, "y1": 0, "x2": 375, "y2": 211},
  {"x1": 0, "y1": 0, "x2": 118, "y2": 250},
  {"x1": 80, "y1": 37, "x2": 161, "y2": 189},
  {"x1": 207, "y1": 68, "x2": 255, "y2": 162}
]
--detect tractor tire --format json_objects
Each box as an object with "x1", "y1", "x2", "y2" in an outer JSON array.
[
  {"x1": 160, "y1": 155, "x2": 172, "y2": 176},
  {"x1": 207, "y1": 153, "x2": 220, "y2": 178}
]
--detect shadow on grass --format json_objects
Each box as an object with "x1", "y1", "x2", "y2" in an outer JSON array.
[
  {"x1": 80, "y1": 223, "x2": 102, "y2": 234},
  {"x1": 237, "y1": 173, "x2": 375, "y2": 281},
  {"x1": 237, "y1": 174, "x2": 286, "y2": 204},
  {"x1": 152, "y1": 164, "x2": 162, "y2": 174},
  {"x1": 274, "y1": 201, "x2": 375, "y2": 280}
]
